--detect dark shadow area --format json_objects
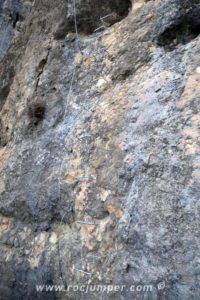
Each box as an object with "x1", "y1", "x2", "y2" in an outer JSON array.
[
  {"x1": 156, "y1": 5, "x2": 200, "y2": 51},
  {"x1": 54, "y1": 0, "x2": 132, "y2": 38},
  {"x1": 0, "y1": 260, "x2": 57, "y2": 300},
  {"x1": 0, "y1": 63, "x2": 15, "y2": 110},
  {"x1": 28, "y1": 101, "x2": 46, "y2": 126}
]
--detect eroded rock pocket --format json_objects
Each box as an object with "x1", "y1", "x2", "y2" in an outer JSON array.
[
  {"x1": 28, "y1": 101, "x2": 46, "y2": 126},
  {"x1": 54, "y1": 0, "x2": 132, "y2": 38},
  {"x1": 155, "y1": 5, "x2": 200, "y2": 51}
]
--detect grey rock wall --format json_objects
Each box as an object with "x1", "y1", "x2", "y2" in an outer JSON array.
[{"x1": 0, "y1": 0, "x2": 200, "y2": 299}]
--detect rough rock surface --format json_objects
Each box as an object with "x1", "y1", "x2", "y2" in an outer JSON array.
[{"x1": 1, "y1": 0, "x2": 200, "y2": 299}]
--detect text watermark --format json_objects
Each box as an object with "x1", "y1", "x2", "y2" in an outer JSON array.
[{"x1": 36, "y1": 282, "x2": 166, "y2": 294}]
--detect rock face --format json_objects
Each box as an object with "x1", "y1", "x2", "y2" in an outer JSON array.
[{"x1": 0, "y1": 0, "x2": 200, "y2": 299}]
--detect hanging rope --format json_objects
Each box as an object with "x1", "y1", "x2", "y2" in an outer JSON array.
[{"x1": 57, "y1": 0, "x2": 79, "y2": 287}]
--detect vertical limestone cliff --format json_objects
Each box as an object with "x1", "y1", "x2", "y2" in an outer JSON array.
[{"x1": 1, "y1": 0, "x2": 200, "y2": 299}]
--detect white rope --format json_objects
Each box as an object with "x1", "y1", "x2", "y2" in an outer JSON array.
[
  {"x1": 57, "y1": 0, "x2": 112, "y2": 286},
  {"x1": 74, "y1": 268, "x2": 94, "y2": 276},
  {"x1": 73, "y1": 0, "x2": 79, "y2": 40},
  {"x1": 57, "y1": 0, "x2": 80, "y2": 287},
  {"x1": 76, "y1": 220, "x2": 98, "y2": 225},
  {"x1": 100, "y1": 13, "x2": 113, "y2": 21}
]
